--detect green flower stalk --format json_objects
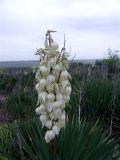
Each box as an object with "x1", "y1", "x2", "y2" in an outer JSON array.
[{"x1": 35, "y1": 30, "x2": 71, "y2": 143}]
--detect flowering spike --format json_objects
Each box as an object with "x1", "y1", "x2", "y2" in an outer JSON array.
[{"x1": 35, "y1": 31, "x2": 71, "y2": 143}]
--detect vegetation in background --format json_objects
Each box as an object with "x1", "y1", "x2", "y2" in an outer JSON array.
[
  {"x1": 6, "y1": 90, "x2": 37, "y2": 120},
  {"x1": 96, "y1": 49, "x2": 120, "y2": 66}
]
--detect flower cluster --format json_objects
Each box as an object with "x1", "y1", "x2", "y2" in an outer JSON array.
[{"x1": 35, "y1": 30, "x2": 71, "y2": 143}]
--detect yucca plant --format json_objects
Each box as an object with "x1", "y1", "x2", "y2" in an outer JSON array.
[{"x1": 15, "y1": 116, "x2": 119, "y2": 160}]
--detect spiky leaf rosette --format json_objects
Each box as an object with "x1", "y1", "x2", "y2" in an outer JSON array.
[{"x1": 35, "y1": 31, "x2": 71, "y2": 143}]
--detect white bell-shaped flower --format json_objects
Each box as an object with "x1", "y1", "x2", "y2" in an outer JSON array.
[
  {"x1": 35, "y1": 104, "x2": 45, "y2": 115},
  {"x1": 61, "y1": 80, "x2": 69, "y2": 89},
  {"x1": 53, "y1": 100, "x2": 62, "y2": 109},
  {"x1": 38, "y1": 92, "x2": 47, "y2": 103},
  {"x1": 60, "y1": 70, "x2": 69, "y2": 80},
  {"x1": 65, "y1": 86, "x2": 72, "y2": 96},
  {"x1": 54, "y1": 64, "x2": 61, "y2": 72},
  {"x1": 50, "y1": 57, "x2": 56, "y2": 67},
  {"x1": 39, "y1": 79, "x2": 47, "y2": 90},
  {"x1": 47, "y1": 93, "x2": 55, "y2": 102},
  {"x1": 47, "y1": 74, "x2": 55, "y2": 84},
  {"x1": 56, "y1": 94, "x2": 63, "y2": 101},
  {"x1": 39, "y1": 66, "x2": 48, "y2": 75},
  {"x1": 47, "y1": 102, "x2": 53, "y2": 112},
  {"x1": 53, "y1": 108, "x2": 62, "y2": 119},
  {"x1": 45, "y1": 120, "x2": 52, "y2": 129},
  {"x1": 45, "y1": 130, "x2": 55, "y2": 143},
  {"x1": 40, "y1": 114, "x2": 48, "y2": 126}
]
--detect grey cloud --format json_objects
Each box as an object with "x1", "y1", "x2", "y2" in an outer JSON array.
[
  {"x1": 0, "y1": 0, "x2": 120, "y2": 60},
  {"x1": 1, "y1": 16, "x2": 120, "y2": 36},
  {"x1": 54, "y1": 16, "x2": 120, "y2": 36}
]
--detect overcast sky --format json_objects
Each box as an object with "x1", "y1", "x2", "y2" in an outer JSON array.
[{"x1": 0, "y1": 0, "x2": 120, "y2": 61}]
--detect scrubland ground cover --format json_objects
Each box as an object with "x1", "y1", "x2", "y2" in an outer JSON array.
[{"x1": 0, "y1": 53, "x2": 120, "y2": 159}]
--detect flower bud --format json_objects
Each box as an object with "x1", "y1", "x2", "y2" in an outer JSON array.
[
  {"x1": 48, "y1": 58, "x2": 56, "y2": 71},
  {"x1": 49, "y1": 58, "x2": 56, "y2": 67},
  {"x1": 35, "y1": 104, "x2": 45, "y2": 115},
  {"x1": 51, "y1": 42, "x2": 59, "y2": 50}
]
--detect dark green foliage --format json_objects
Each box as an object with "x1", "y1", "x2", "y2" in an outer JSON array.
[
  {"x1": 0, "y1": 124, "x2": 20, "y2": 160},
  {"x1": 96, "y1": 49, "x2": 120, "y2": 66},
  {"x1": 0, "y1": 125, "x2": 14, "y2": 155},
  {"x1": 68, "y1": 76, "x2": 120, "y2": 138},
  {"x1": 81, "y1": 80, "x2": 113, "y2": 119},
  {"x1": 6, "y1": 90, "x2": 37, "y2": 120},
  {"x1": 56, "y1": 117, "x2": 119, "y2": 160},
  {"x1": 15, "y1": 116, "x2": 118, "y2": 160},
  {"x1": 0, "y1": 116, "x2": 119, "y2": 160},
  {"x1": 16, "y1": 117, "x2": 51, "y2": 160}
]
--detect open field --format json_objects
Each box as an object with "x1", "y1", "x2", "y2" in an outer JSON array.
[
  {"x1": 0, "y1": 60, "x2": 120, "y2": 159},
  {"x1": 0, "y1": 59, "x2": 97, "y2": 68}
]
